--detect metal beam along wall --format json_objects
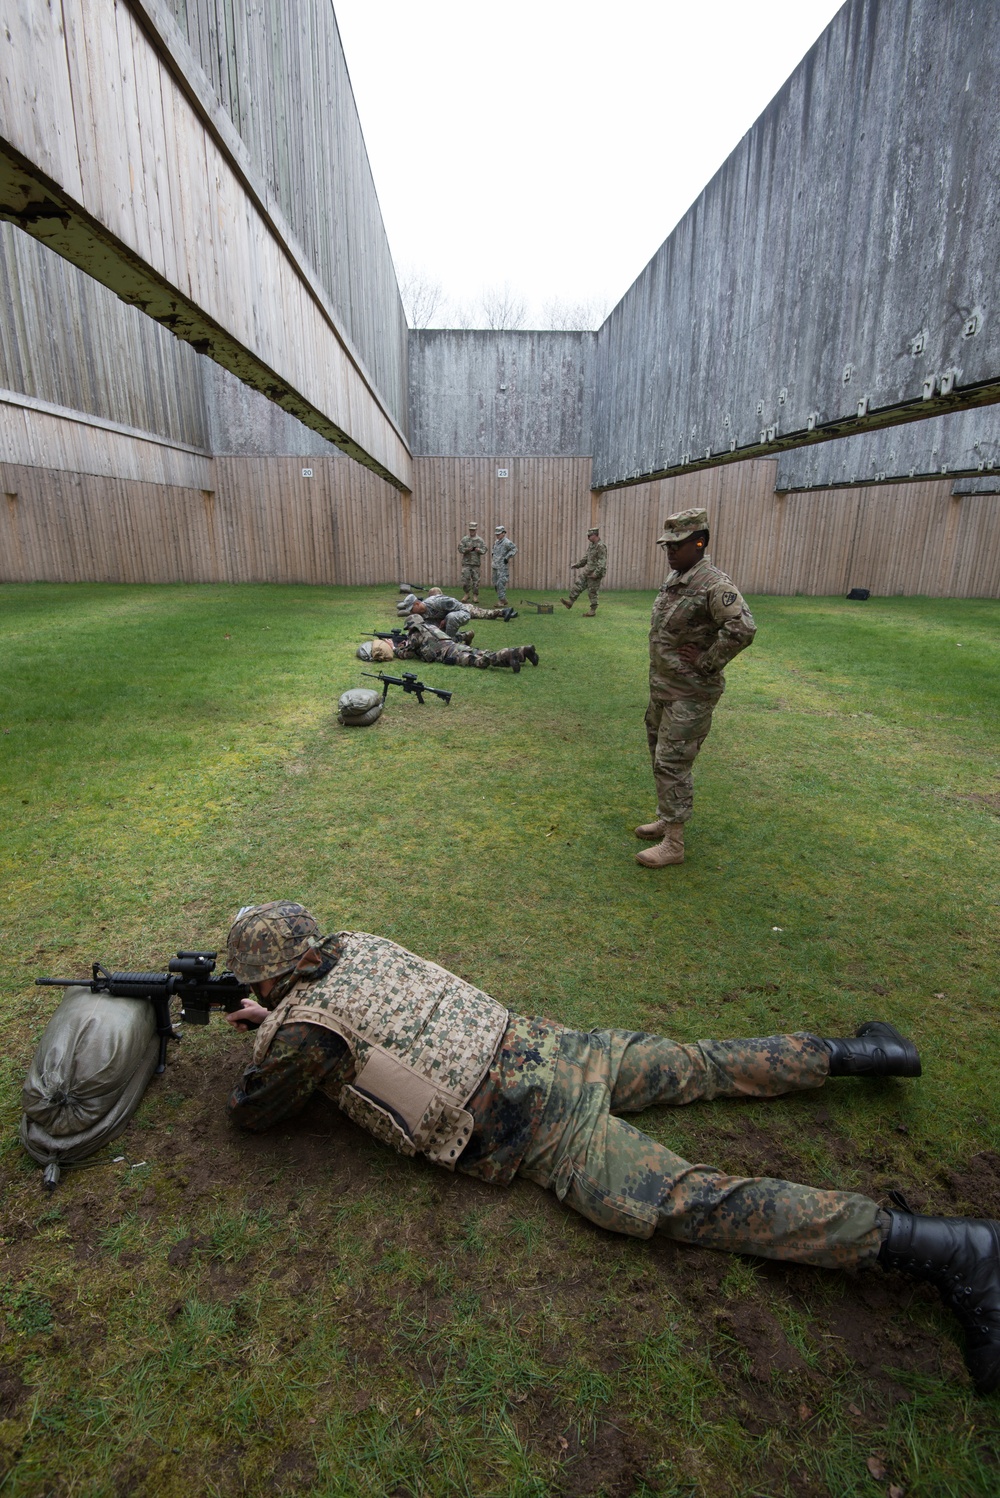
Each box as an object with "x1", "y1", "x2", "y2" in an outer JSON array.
[
  {"x1": 775, "y1": 405, "x2": 1000, "y2": 491},
  {"x1": 592, "y1": 0, "x2": 1000, "y2": 490}
]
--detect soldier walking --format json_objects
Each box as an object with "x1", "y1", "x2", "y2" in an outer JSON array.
[
  {"x1": 562, "y1": 526, "x2": 608, "y2": 616},
  {"x1": 458, "y1": 523, "x2": 488, "y2": 602},
  {"x1": 636, "y1": 508, "x2": 756, "y2": 869},
  {"x1": 491, "y1": 526, "x2": 517, "y2": 604}
]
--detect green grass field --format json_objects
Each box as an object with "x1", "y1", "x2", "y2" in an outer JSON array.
[{"x1": 1, "y1": 582, "x2": 998, "y2": 1497}]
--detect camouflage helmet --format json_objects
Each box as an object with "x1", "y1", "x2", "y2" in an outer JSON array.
[{"x1": 227, "y1": 901, "x2": 322, "y2": 983}]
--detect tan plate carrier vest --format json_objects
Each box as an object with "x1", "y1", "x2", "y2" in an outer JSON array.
[{"x1": 253, "y1": 932, "x2": 508, "y2": 1169}]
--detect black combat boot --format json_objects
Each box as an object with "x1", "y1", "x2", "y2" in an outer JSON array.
[
  {"x1": 524, "y1": 645, "x2": 539, "y2": 666},
  {"x1": 878, "y1": 1210, "x2": 1000, "y2": 1394},
  {"x1": 502, "y1": 608, "x2": 518, "y2": 621},
  {"x1": 821, "y1": 1021, "x2": 921, "y2": 1077}
]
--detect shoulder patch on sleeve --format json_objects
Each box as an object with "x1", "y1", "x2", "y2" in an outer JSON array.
[{"x1": 722, "y1": 590, "x2": 737, "y2": 608}]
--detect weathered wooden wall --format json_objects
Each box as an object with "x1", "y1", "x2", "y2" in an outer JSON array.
[
  {"x1": 0, "y1": 0, "x2": 411, "y2": 488},
  {"x1": 163, "y1": 0, "x2": 408, "y2": 435},
  {"x1": 0, "y1": 225, "x2": 208, "y2": 448},
  {"x1": 409, "y1": 332, "x2": 595, "y2": 458},
  {"x1": 3, "y1": 451, "x2": 998, "y2": 597},
  {"x1": 597, "y1": 461, "x2": 1000, "y2": 597},
  {"x1": 775, "y1": 404, "x2": 1000, "y2": 491},
  {"x1": 592, "y1": 0, "x2": 1000, "y2": 490}
]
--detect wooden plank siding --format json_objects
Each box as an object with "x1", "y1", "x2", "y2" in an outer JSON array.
[
  {"x1": 597, "y1": 461, "x2": 1000, "y2": 597},
  {"x1": 0, "y1": 1, "x2": 412, "y2": 489},
  {"x1": 1, "y1": 450, "x2": 998, "y2": 596}
]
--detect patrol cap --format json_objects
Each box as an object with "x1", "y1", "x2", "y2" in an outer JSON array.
[
  {"x1": 656, "y1": 507, "x2": 709, "y2": 546},
  {"x1": 227, "y1": 901, "x2": 322, "y2": 984},
  {"x1": 587, "y1": 526, "x2": 600, "y2": 536},
  {"x1": 396, "y1": 592, "x2": 418, "y2": 615},
  {"x1": 468, "y1": 521, "x2": 479, "y2": 528},
  {"x1": 495, "y1": 525, "x2": 506, "y2": 533}
]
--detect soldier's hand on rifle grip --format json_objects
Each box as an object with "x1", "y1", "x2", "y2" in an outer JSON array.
[{"x1": 226, "y1": 998, "x2": 269, "y2": 1031}]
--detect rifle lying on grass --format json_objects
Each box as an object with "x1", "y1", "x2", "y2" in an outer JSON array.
[
  {"x1": 36, "y1": 953, "x2": 249, "y2": 1073},
  {"x1": 362, "y1": 671, "x2": 452, "y2": 706}
]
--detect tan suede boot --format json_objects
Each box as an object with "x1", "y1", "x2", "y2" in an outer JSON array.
[
  {"x1": 583, "y1": 608, "x2": 597, "y2": 617},
  {"x1": 635, "y1": 824, "x2": 684, "y2": 867},
  {"x1": 634, "y1": 818, "x2": 669, "y2": 839}
]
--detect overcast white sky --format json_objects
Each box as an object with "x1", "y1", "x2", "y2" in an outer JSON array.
[{"x1": 333, "y1": 0, "x2": 846, "y2": 327}]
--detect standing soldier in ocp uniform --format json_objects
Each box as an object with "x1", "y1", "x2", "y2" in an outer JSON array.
[
  {"x1": 635, "y1": 508, "x2": 756, "y2": 869},
  {"x1": 561, "y1": 526, "x2": 608, "y2": 616},
  {"x1": 491, "y1": 526, "x2": 517, "y2": 605},
  {"x1": 458, "y1": 523, "x2": 488, "y2": 603}
]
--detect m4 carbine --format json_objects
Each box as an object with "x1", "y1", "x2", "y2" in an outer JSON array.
[
  {"x1": 361, "y1": 671, "x2": 452, "y2": 705},
  {"x1": 36, "y1": 952, "x2": 249, "y2": 1072}
]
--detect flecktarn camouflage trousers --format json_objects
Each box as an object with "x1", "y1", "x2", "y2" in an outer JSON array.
[
  {"x1": 645, "y1": 691, "x2": 717, "y2": 824},
  {"x1": 567, "y1": 572, "x2": 602, "y2": 609},
  {"x1": 518, "y1": 1028, "x2": 884, "y2": 1268}
]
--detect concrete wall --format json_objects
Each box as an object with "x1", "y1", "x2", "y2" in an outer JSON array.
[
  {"x1": 593, "y1": 0, "x2": 1000, "y2": 490},
  {"x1": 409, "y1": 331, "x2": 595, "y2": 457},
  {"x1": 775, "y1": 406, "x2": 1000, "y2": 490}
]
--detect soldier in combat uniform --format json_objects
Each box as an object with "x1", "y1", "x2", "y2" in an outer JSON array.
[
  {"x1": 458, "y1": 523, "x2": 488, "y2": 603},
  {"x1": 636, "y1": 507, "x2": 756, "y2": 869},
  {"x1": 223, "y1": 902, "x2": 1000, "y2": 1397},
  {"x1": 359, "y1": 619, "x2": 537, "y2": 672},
  {"x1": 561, "y1": 526, "x2": 608, "y2": 616},
  {"x1": 491, "y1": 526, "x2": 518, "y2": 604}
]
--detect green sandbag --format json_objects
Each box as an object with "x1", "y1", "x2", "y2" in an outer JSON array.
[{"x1": 21, "y1": 985, "x2": 161, "y2": 1187}]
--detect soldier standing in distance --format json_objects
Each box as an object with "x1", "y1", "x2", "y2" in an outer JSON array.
[
  {"x1": 491, "y1": 526, "x2": 517, "y2": 604},
  {"x1": 636, "y1": 507, "x2": 756, "y2": 869},
  {"x1": 561, "y1": 525, "x2": 608, "y2": 616},
  {"x1": 458, "y1": 523, "x2": 488, "y2": 603}
]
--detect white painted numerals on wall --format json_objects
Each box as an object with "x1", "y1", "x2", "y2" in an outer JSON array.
[
  {"x1": 301, "y1": 468, "x2": 313, "y2": 478},
  {"x1": 496, "y1": 468, "x2": 509, "y2": 478}
]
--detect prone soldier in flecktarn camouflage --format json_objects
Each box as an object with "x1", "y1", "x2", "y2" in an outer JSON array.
[
  {"x1": 359, "y1": 616, "x2": 538, "y2": 672},
  {"x1": 458, "y1": 523, "x2": 488, "y2": 602},
  {"x1": 223, "y1": 903, "x2": 1000, "y2": 1396},
  {"x1": 636, "y1": 507, "x2": 757, "y2": 869},
  {"x1": 561, "y1": 526, "x2": 608, "y2": 615}
]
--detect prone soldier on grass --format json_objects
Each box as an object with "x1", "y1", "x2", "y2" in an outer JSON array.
[
  {"x1": 396, "y1": 591, "x2": 515, "y2": 643},
  {"x1": 223, "y1": 902, "x2": 1000, "y2": 1396},
  {"x1": 636, "y1": 507, "x2": 757, "y2": 869},
  {"x1": 458, "y1": 524, "x2": 489, "y2": 603},
  {"x1": 562, "y1": 526, "x2": 608, "y2": 616},
  {"x1": 359, "y1": 617, "x2": 537, "y2": 673}
]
